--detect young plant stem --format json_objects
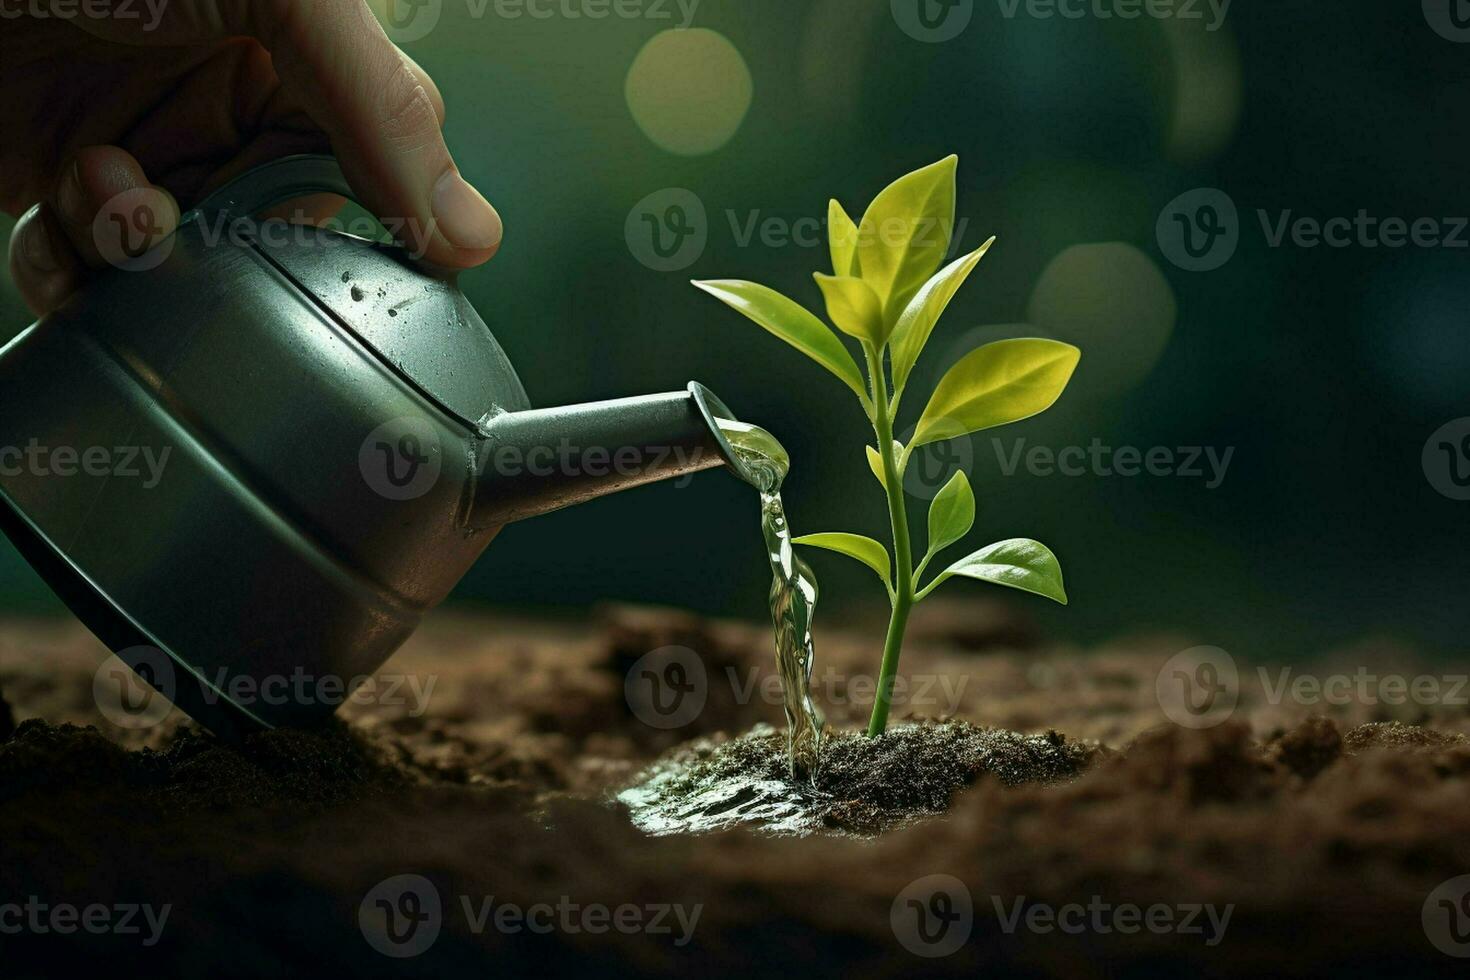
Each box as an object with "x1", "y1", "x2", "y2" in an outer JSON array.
[{"x1": 866, "y1": 346, "x2": 915, "y2": 737}]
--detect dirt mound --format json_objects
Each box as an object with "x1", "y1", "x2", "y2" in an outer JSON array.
[{"x1": 619, "y1": 721, "x2": 1098, "y2": 836}]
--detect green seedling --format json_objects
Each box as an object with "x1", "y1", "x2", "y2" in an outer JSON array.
[{"x1": 694, "y1": 156, "x2": 1080, "y2": 736}]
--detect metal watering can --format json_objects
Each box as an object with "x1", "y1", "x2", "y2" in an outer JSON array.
[{"x1": 0, "y1": 156, "x2": 748, "y2": 737}]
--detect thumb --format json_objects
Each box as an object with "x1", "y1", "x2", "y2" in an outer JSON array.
[{"x1": 245, "y1": 0, "x2": 502, "y2": 266}]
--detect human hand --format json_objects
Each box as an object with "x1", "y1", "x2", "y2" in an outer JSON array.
[{"x1": 1, "y1": 0, "x2": 503, "y2": 316}]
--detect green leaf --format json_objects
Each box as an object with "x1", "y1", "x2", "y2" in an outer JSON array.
[
  {"x1": 794, "y1": 532, "x2": 892, "y2": 589},
  {"x1": 922, "y1": 538, "x2": 1067, "y2": 604},
  {"x1": 828, "y1": 200, "x2": 859, "y2": 277},
  {"x1": 866, "y1": 445, "x2": 886, "y2": 488},
  {"x1": 692, "y1": 279, "x2": 869, "y2": 404},
  {"x1": 912, "y1": 338, "x2": 1080, "y2": 448},
  {"x1": 926, "y1": 471, "x2": 975, "y2": 558},
  {"x1": 865, "y1": 442, "x2": 904, "y2": 489},
  {"x1": 856, "y1": 156, "x2": 957, "y2": 328},
  {"x1": 890, "y1": 237, "x2": 995, "y2": 393},
  {"x1": 813, "y1": 274, "x2": 885, "y2": 344}
]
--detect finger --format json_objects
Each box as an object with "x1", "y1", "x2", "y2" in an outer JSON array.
[
  {"x1": 8, "y1": 205, "x2": 87, "y2": 317},
  {"x1": 55, "y1": 2, "x2": 474, "y2": 263},
  {"x1": 49, "y1": 146, "x2": 179, "y2": 276},
  {"x1": 181, "y1": 48, "x2": 443, "y2": 209},
  {"x1": 400, "y1": 50, "x2": 447, "y2": 126},
  {"x1": 246, "y1": 0, "x2": 501, "y2": 266}
]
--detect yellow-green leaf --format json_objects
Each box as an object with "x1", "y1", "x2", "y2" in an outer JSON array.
[
  {"x1": 866, "y1": 445, "x2": 886, "y2": 488},
  {"x1": 926, "y1": 471, "x2": 974, "y2": 559},
  {"x1": 865, "y1": 442, "x2": 904, "y2": 489},
  {"x1": 814, "y1": 273, "x2": 884, "y2": 344},
  {"x1": 890, "y1": 237, "x2": 995, "y2": 392},
  {"x1": 692, "y1": 279, "x2": 869, "y2": 404},
  {"x1": 921, "y1": 538, "x2": 1067, "y2": 604},
  {"x1": 856, "y1": 156, "x2": 957, "y2": 328},
  {"x1": 828, "y1": 199, "x2": 858, "y2": 277},
  {"x1": 912, "y1": 338, "x2": 1080, "y2": 448},
  {"x1": 794, "y1": 532, "x2": 892, "y2": 589}
]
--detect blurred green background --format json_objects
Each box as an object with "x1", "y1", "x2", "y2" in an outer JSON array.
[{"x1": 2, "y1": 0, "x2": 1467, "y2": 660}]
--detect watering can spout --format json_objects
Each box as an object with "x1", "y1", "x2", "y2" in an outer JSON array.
[{"x1": 469, "y1": 382, "x2": 741, "y2": 527}]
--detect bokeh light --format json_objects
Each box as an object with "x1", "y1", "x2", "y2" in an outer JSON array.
[
  {"x1": 625, "y1": 29, "x2": 754, "y2": 156},
  {"x1": 1026, "y1": 243, "x2": 1177, "y2": 401}
]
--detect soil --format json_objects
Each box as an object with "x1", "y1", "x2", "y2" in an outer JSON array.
[
  {"x1": 620, "y1": 722, "x2": 1097, "y2": 836},
  {"x1": 2, "y1": 602, "x2": 1469, "y2": 978}
]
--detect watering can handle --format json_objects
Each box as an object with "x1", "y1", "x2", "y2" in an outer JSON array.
[{"x1": 189, "y1": 155, "x2": 357, "y2": 220}]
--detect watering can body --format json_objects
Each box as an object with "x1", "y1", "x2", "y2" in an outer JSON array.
[{"x1": 0, "y1": 156, "x2": 739, "y2": 736}]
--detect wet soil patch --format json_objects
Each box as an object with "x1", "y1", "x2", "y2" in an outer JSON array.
[{"x1": 619, "y1": 720, "x2": 1100, "y2": 836}]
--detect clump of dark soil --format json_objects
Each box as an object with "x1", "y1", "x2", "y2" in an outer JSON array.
[
  {"x1": 1265, "y1": 714, "x2": 1346, "y2": 779},
  {"x1": 619, "y1": 720, "x2": 1098, "y2": 836}
]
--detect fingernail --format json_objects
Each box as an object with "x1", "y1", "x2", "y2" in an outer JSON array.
[{"x1": 432, "y1": 170, "x2": 503, "y2": 252}]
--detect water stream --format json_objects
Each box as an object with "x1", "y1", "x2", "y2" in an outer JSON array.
[{"x1": 715, "y1": 418, "x2": 824, "y2": 783}]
